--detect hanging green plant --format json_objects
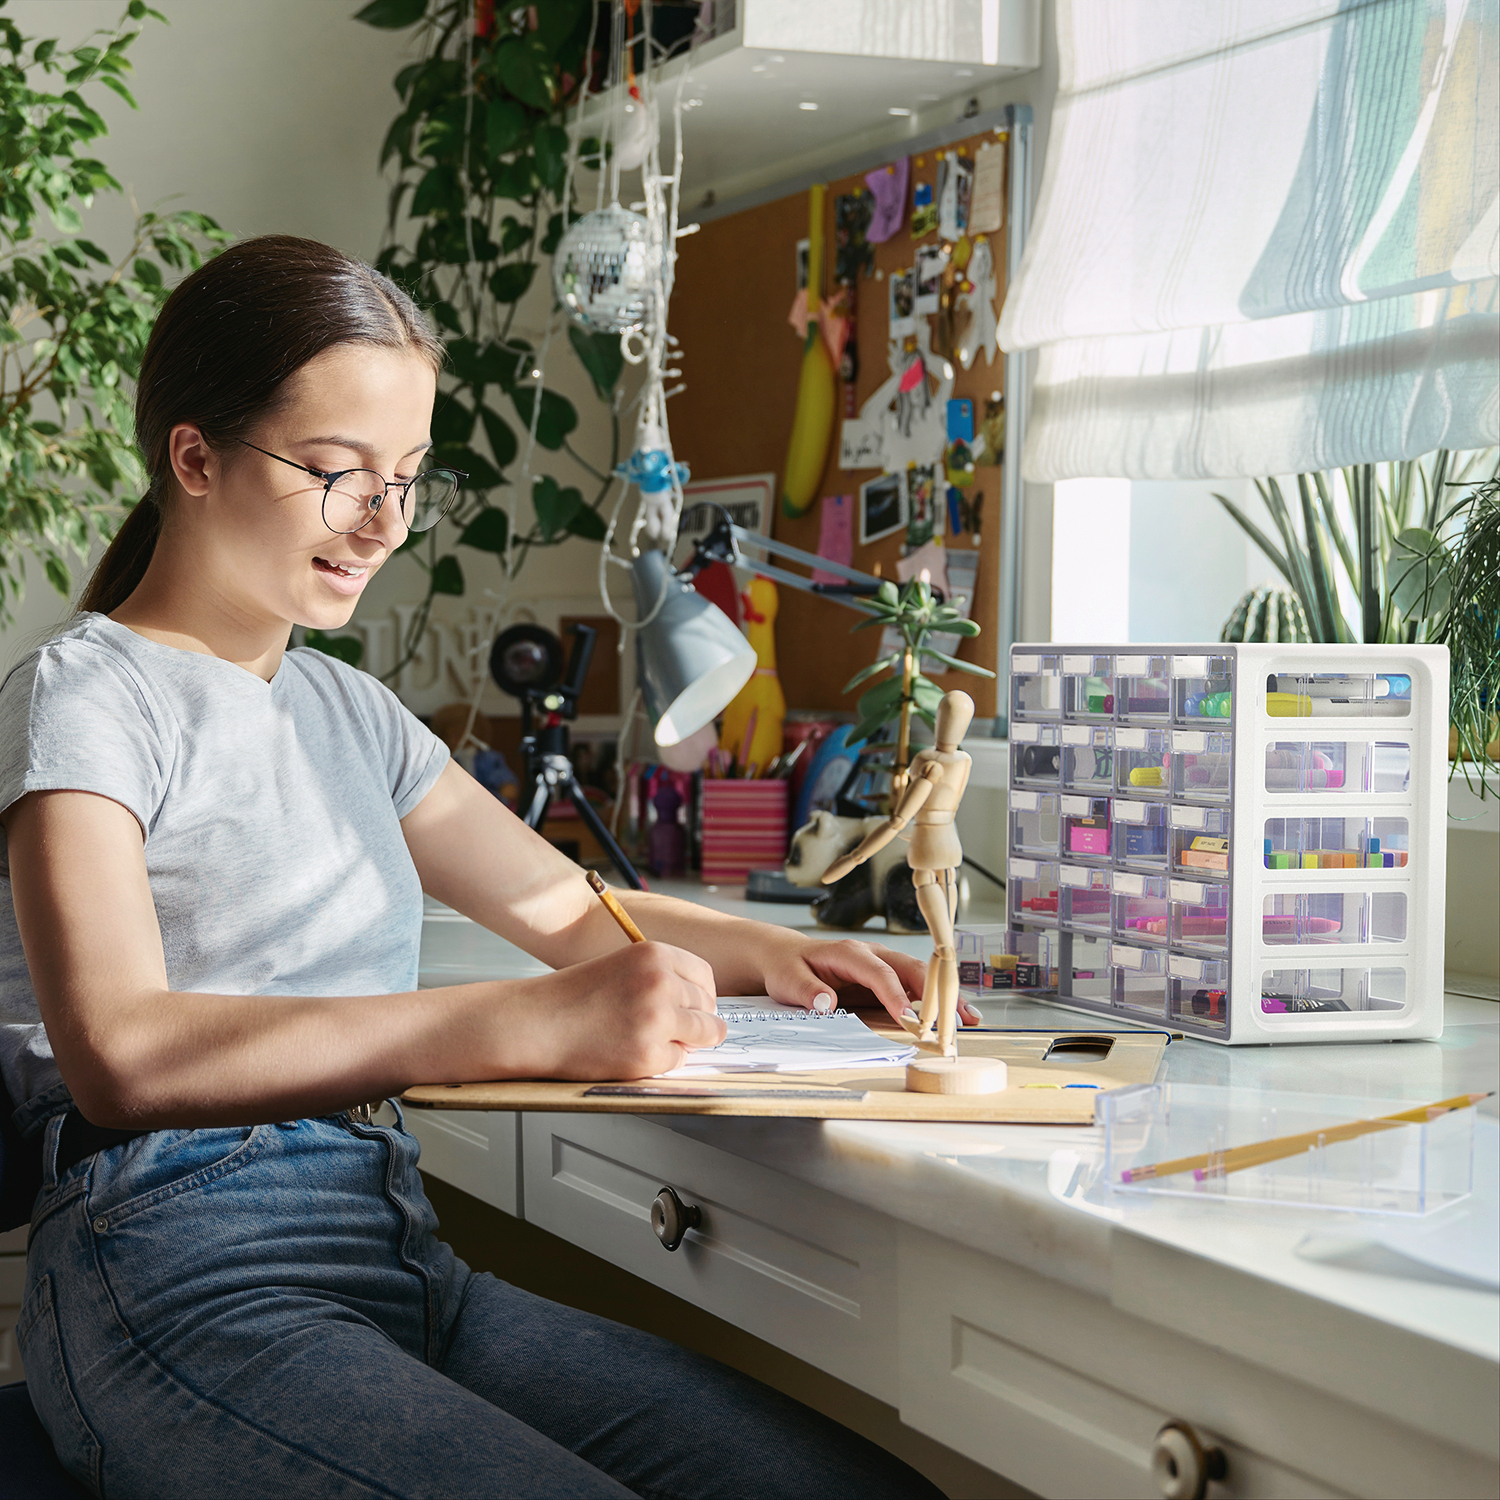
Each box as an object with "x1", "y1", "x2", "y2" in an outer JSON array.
[
  {"x1": 0, "y1": 2, "x2": 226, "y2": 624},
  {"x1": 353, "y1": 0, "x2": 625, "y2": 681}
]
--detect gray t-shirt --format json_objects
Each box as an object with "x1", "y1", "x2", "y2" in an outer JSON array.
[{"x1": 0, "y1": 613, "x2": 449, "y2": 1111}]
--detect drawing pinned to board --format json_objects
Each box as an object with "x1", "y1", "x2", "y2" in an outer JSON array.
[
  {"x1": 976, "y1": 392, "x2": 1005, "y2": 467},
  {"x1": 956, "y1": 234, "x2": 1000, "y2": 369},
  {"x1": 859, "y1": 471, "x2": 906, "y2": 544},
  {"x1": 937, "y1": 152, "x2": 971, "y2": 241},
  {"x1": 888, "y1": 266, "x2": 916, "y2": 336},
  {"x1": 969, "y1": 137, "x2": 1005, "y2": 234},
  {"x1": 859, "y1": 320, "x2": 955, "y2": 474},
  {"x1": 834, "y1": 190, "x2": 874, "y2": 284},
  {"x1": 812, "y1": 493, "x2": 855, "y2": 585},
  {"x1": 945, "y1": 398, "x2": 976, "y2": 487},
  {"x1": 839, "y1": 417, "x2": 885, "y2": 471},
  {"x1": 864, "y1": 157, "x2": 908, "y2": 244}
]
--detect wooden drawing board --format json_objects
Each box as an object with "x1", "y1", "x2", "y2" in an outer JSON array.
[{"x1": 402, "y1": 1028, "x2": 1167, "y2": 1124}]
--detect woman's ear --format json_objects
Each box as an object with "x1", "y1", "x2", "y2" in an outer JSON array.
[{"x1": 168, "y1": 422, "x2": 216, "y2": 498}]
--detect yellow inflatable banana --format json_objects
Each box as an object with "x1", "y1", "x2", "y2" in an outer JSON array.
[{"x1": 782, "y1": 183, "x2": 836, "y2": 516}]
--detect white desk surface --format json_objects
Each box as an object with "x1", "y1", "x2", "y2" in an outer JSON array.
[{"x1": 418, "y1": 885, "x2": 1500, "y2": 1400}]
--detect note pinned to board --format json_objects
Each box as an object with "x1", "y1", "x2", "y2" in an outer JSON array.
[
  {"x1": 664, "y1": 999, "x2": 918, "y2": 1076},
  {"x1": 969, "y1": 142, "x2": 1004, "y2": 234}
]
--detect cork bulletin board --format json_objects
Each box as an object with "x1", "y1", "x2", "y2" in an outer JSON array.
[{"x1": 665, "y1": 127, "x2": 1012, "y2": 720}]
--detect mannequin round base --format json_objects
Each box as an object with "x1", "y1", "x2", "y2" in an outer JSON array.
[{"x1": 905, "y1": 1056, "x2": 1009, "y2": 1095}]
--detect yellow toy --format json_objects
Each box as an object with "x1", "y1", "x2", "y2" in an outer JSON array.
[
  {"x1": 782, "y1": 183, "x2": 836, "y2": 515},
  {"x1": 719, "y1": 576, "x2": 786, "y2": 774}
]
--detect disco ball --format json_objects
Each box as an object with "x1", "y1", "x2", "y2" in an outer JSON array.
[{"x1": 552, "y1": 205, "x2": 657, "y2": 334}]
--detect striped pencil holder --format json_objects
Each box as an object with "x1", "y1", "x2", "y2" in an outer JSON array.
[{"x1": 700, "y1": 780, "x2": 789, "y2": 884}]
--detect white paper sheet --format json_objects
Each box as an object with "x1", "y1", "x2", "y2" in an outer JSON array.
[{"x1": 663, "y1": 999, "x2": 916, "y2": 1076}]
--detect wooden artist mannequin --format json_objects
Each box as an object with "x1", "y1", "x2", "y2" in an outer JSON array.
[{"x1": 821, "y1": 690, "x2": 1006, "y2": 1095}]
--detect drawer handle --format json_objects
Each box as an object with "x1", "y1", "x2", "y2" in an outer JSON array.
[
  {"x1": 1152, "y1": 1420, "x2": 1226, "y2": 1500},
  {"x1": 650, "y1": 1186, "x2": 701, "y2": 1252}
]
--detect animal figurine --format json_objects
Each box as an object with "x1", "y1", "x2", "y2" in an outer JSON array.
[
  {"x1": 784, "y1": 810, "x2": 925, "y2": 934},
  {"x1": 718, "y1": 575, "x2": 785, "y2": 774},
  {"x1": 822, "y1": 691, "x2": 1006, "y2": 1095}
]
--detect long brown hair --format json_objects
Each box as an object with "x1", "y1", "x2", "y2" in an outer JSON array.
[{"x1": 79, "y1": 236, "x2": 444, "y2": 616}]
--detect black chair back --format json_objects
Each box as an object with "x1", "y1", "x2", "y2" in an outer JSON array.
[{"x1": 0, "y1": 1073, "x2": 42, "y2": 1234}]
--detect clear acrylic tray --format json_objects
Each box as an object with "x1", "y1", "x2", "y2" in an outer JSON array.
[{"x1": 1099, "y1": 1082, "x2": 1475, "y2": 1216}]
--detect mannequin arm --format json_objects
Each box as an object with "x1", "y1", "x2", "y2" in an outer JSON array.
[{"x1": 820, "y1": 773, "x2": 936, "y2": 885}]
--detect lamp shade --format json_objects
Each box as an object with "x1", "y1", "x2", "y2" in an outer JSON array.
[{"x1": 631, "y1": 548, "x2": 756, "y2": 747}]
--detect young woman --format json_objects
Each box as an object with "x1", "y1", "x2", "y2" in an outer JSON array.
[{"x1": 0, "y1": 237, "x2": 963, "y2": 1499}]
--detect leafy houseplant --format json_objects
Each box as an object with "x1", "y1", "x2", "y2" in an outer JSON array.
[
  {"x1": 843, "y1": 578, "x2": 994, "y2": 791},
  {"x1": 352, "y1": 0, "x2": 626, "y2": 680},
  {"x1": 1214, "y1": 450, "x2": 1500, "y2": 792},
  {"x1": 0, "y1": 1, "x2": 224, "y2": 621}
]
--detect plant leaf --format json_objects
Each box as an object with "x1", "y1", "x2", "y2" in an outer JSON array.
[
  {"x1": 488, "y1": 261, "x2": 535, "y2": 303},
  {"x1": 459, "y1": 506, "x2": 509, "y2": 555},
  {"x1": 919, "y1": 647, "x2": 995, "y2": 677},
  {"x1": 1389, "y1": 527, "x2": 1453, "y2": 620},
  {"x1": 430, "y1": 554, "x2": 465, "y2": 595},
  {"x1": 842, "y1": 653, "x2": 901, "y2": 694},
  {"x1": 354, "y1": 0, "x2": 428, "y2": 27},
  {"x1": 510, "y1": 386, "x2": 577, "y2": 449},
  {"x1": 486, "y1": 98, "x2": 527, "y2": 159},
  {"x1": 479, "y1": 406, "x2": 518, "y2": 469},
  {"x1": 302, "y1": 629, "x2": 364, "y2": 667},
  {"x1": 567, "y1": 325, "x2": 623, "y2": 399}
]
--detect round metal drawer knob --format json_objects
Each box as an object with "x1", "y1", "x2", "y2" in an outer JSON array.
[
  {"x1": 1152, "y1": 1420, "x2": 1226, "y2": 1500},
  {"x1": 650, "y1": 1186, "x2": 700, "y2": 1252}
]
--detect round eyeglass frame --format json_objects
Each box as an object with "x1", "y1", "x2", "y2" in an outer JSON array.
[{"x1": 237, "y1": 440, "x2": 466, "y2": 535}]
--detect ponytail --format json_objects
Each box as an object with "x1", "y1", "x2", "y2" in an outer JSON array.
[
  {"x1": 78, "y1": 500, "x2": 162, "y2": 617},
  {"x1": 77, "y1": 234, "x2": 443, "y2": 617}
]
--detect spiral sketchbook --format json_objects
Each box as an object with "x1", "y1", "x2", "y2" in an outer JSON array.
[{"x1": 664, "y1": 1000, "x2": 917, "y2": 1076}]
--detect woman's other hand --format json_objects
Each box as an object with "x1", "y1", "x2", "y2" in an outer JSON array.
[{"x1": 760, "y1": 937, "x2": 982, "y2": 1028}]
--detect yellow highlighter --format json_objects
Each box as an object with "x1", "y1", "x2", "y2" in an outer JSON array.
[{"x1": 1265, "y1": 692, "x2": 1313, "y2": 717}]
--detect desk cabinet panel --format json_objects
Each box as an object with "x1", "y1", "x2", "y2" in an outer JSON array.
[
  {"x1": 405, "y1": 1107, "x2": 520, "y2": 1218},
  {"x1": 522, "y1": 1113, "x2": 898, "y2": 1403},
  {"x1": 898, "y1": 1228, "x2": 1495, "y2": 1500}
]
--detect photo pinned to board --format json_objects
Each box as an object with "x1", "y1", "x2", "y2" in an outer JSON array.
[
  {"x1": 905, "y1": 463, "x2": 940, "y2": 549},
  {"x1": 888, "y1": 267, "x2": 916, "y2": 337},
  {"x1": 859, "y1": 471, "x2": 906, "y2": 545},
  {"x1": 914, "y1": 244, "x2": 949, "y2": 316}
]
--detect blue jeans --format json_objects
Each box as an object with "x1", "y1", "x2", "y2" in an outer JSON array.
[{"x1": 17, "y1": 1089, "x2": 941, "y2": 1500}]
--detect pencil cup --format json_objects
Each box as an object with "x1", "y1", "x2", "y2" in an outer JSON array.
[{"x1": 700, "y1": 780, "x2": 789, "y2": 885}]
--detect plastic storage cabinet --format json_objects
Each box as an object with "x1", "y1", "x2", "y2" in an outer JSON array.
[{"x1": 1006, "y1": 645, "x2": 1448, "y2": 1044}]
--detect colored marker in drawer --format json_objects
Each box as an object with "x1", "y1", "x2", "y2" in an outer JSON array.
[{"x1": 1180, "y1": 836, "x2": 1229, "y2": 873}]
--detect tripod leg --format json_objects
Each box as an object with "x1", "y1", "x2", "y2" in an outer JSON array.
[
  {"x1": 522, "y1": 778, "x2": 551, "y2": 830},
  {"x1": 565, "y1": 775, "x2": 645, "y2": 890}
]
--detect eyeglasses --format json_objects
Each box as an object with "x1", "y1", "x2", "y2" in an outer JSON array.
[{"x1": 237, "y1": 440, "x2": 466, "y2": 535}]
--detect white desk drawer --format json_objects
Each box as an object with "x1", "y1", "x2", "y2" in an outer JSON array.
[
  {"x1": 521, "y1": 1113, "x2": 898, "y2": 1404},
  {"x1": 404, "y1": 1107, "x2": 519, "y2": 1218},
  {"x1": 898, "y1": 1228, "x2": 1494, "y2": 1500}
]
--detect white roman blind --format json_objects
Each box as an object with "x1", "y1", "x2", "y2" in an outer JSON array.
[{"x1": 999, "y1": 0, "x2": 1499, "y2": 481}]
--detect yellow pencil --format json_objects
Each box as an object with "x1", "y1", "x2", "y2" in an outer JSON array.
[
  {"x1": 586, "y1": 869, "x2": 645, "y2": 944},
  {"x1": 1122, "y1": 1091, "x2": 1492, "y2": 1184}
]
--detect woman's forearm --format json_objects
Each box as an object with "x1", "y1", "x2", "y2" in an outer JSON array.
[{"x1": 62, "y1": 978, "x2": 541, "y2": 1130}]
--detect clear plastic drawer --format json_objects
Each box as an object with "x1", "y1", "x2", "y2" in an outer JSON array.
[
  {"x1": 1061, "y1": 931, "x2": 1111, "y2": 1005},
  {"x1": 1061, "y1": 654, "x2": 1114, "y2": 720},
  {"x1": 1008, "y1": 858, "x2": 1059, "y2": 926},
  {"x1": 1261, "y1": 890, "x2": 1408, "y2": 945},
  {"x1": 1112, "y1": 871, "x2": 1169, "y2": 943},
  {"x1": 1112, "y1": 799, "x2": 1169, "y2": 869},
  {"x1": 955, "y1": 927, "x2": 1056, "y2": 995},
  {"x1": 1169, "y1": 878, "x2": 1229, "y2": 952},
  {"x1": 1010, "y1": 722, "x2": 1061, "y2": 787},
  {"x1": 1260, "y1": 965, "x2": 1407, "y2": 1016},
  {"x1": 1173, "y1": 654, "x2": 1234, "y2": 722},
  {"x1": 1113, "y1": 726, "x2": 1171, "y2": 794},
  {"x1": 1060, "y1": 793, "x2": 1111, "y2": 861},
  {"x1": 1008, "y1": 790, "x2": 1060, "y2": 859},
  {"x1": 1061, "y1": 724, "x2": 1112, "y2": 791},
  {"x1": 1263, "y1": 740, "x2": 1411, "y2": 794},
  {"x1": 1171, "y1": 730, "x2": 1232, "y2": 799},
  {"x1": 1262, "y1": 815, "x2": 1410, "y2": 870},
  {"x1": 1111, "y1": 942, "x2": 1167, "y2": 1017},
  {"x1": 1011, "y1": 653, "x2": 1062, "y2": 719},
  {"x1": 1264, "y1": 671, "x2": 1412, "y2": 720},
  {"x1": 1059, "y1": 863, "x2": 1112, "y2": 933},
  {"x1": 1170, "y1": 805, "x2": 1231, "y2": 877},
  {"x1": 1113, "y1": 654, "x2": 1171, "y2": 718},
  {"x1": 1167, "y1": 955, "x2": 1229, "y2": 1030}
]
